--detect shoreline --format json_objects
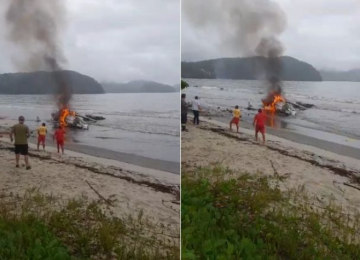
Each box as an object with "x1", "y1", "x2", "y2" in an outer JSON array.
[
  {"x1": 212, "y1": 115, "x2": 360, "y2": 161},
  {"x1": 191, "y1": 105, "x2": 360, "y2": 160},
  {"x1": 31, "y1": 137, "x2": 180, "y2": 174},
  {"x1": 0, "y1": 119, "x2": 180, "y2": 174},
  {"x1": 191, "y1": 116, "x2": 360, "y2": 170}
]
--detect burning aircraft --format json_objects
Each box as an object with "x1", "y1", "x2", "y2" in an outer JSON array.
[
  {"x1": 51, "y1": 107, "x2": 89, "y2": 130},
  {"x1": 261, "y1": 90, "x2": 296, "y2": 116}
]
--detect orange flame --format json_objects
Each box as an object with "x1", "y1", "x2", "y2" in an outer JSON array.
[
  {"x1": 59, "y1": 105, "x2": 76, "y2": 127},
  {"x1": 263, "y1": 95, "x2": 285, "y2": 112}
]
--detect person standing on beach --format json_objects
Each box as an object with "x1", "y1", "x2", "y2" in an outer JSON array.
[
  {"x1": 37, "y1": 123, "x2": 47, "y2": 151},
  {"x1": 192, "y1": 96, "x2": 201, "y2": 125},
  {"x1": 230, "y1": 105, "x2": 241, "y2": 133},
  {"x1": 53, "y1": 126, "x2": 65, "y2": 154},
  {"x1": 10, "y1": 116, "x2": 31, "y2": 170},
  {"x1": 181, "y1": 93, "x2": 188, "y2": 132},
  {"x1": 253, "y1": 109, "x2": 267, "y2": 144}
]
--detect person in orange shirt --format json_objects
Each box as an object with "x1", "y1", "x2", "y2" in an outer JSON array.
[
  {"x1": 253, "y1": 109, "x2": 267, "y2": 144},
  {"x1": 37, "y1": 123, "x2": 47, "y2": 151},
  {"x1": 229, "y1": 105, "x2": 241, "y2": 133},
  {"x1": 53, "y1": 126, "x2": 66, "y2": 154}
]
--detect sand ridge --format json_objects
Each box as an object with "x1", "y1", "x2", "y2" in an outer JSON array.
[{"x1": 182, "y1": 120, "x2": 360, "y2": 213}]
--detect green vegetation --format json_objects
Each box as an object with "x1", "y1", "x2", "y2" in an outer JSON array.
[
  {"x1": 182, "y1": 165, "x2": 360, "y2": 259},
  {"x1": 181, "y1": 56, "x2": 323, "y2": 81},
  {"x1": 0, "y1": 218, "x2": 70, "y2": 259},
  {"x1": 0, "y1": 70, "x2": 104, "y2": 94},
  {"x1": 0, "y1": 189, "x2": 179, "y2": 259},
  {"x1": 181, "y1": 80, "x2": 189, "y2": 90}
]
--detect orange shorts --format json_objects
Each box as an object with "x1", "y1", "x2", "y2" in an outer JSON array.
[
  {"x1": 231, "y1": 117, "x2": 240, "y2": 125},
  {"x1": 38, "y1": 135, "x2": 46, "y2": 145},
  {"x1": 256, "y1": 125, "x2": 265, "y2": 134}
]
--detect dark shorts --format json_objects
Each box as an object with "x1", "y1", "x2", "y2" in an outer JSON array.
[
  {"x1": 181, "y1": 114, "x2": 188, "y2": 125},
  {"x1": 15, "y1": 144, "x2": 29, "y2": 156}
]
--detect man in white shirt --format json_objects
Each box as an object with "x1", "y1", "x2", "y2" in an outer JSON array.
[{"x1": 192, "y1": 96, "x2": 201, "y2": 125}]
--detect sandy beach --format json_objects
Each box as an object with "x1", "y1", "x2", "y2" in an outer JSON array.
[
  {"x1": 0, "y1": 123, "x2": 180, "y2": 233},
  {"x1": 182, "y1": 117, "x2": 360, "y2": 212}
]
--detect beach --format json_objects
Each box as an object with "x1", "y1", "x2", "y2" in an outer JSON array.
[
  {"x1": 182, "y1": 117, "x2": 360, "y2": 212},
  {"x1": 0, "y1": 125, "x2": 180, "y2": 233},
  {"x1": 183, "y1": 79, "x2": 360, "y2": 145},
  {"x1": 0, "y1": 93, "x2": 181, "y2": 169}
]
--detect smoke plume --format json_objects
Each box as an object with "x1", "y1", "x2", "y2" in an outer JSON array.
[
  {"x1": 5, "y1": 0, "x2": 71, "y2": 107},
  {"x1": 183, "y1": 0, "x2": 287, "y2": 100}
]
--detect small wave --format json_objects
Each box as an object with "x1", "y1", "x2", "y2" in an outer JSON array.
[
  {"x1": 92, "y1": 111, "x2": 179, "y2": 119},
  {"x1": 288, "y1": 94, "x2": 360, "y2": 105},
  {"x1": 341, "y1": 109, "x2": 359, "y2": 114},
  {"x1": 201, "y1": 86, "x2": 219, "y2": 90},
  {"x1": 95, "y1": 136, "x2": 123, "y2": 140},
  {"x1": 94, "y1": 123, "x2": 180, "y2": 137},
  {"x1": 310, "y1": 105, "x2": 360, "y2": 115}
]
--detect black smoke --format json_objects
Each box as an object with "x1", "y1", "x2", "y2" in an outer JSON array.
[{"x1": 5, "y1": 0, "x2": 71, "y2": 107}]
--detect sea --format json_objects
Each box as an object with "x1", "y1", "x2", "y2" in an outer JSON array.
[
  {"x1": 183, "y1": 78, "x2": 360, "y2": 149},
  {"x1": 0, "y1": 93, "x2": 180, "y2": 163}
]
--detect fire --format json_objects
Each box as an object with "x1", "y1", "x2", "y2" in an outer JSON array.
[
  {"x1": 59, "y1": 106, "x2": 76, "y2": 127},
  {"x1": 262, "y1": 95, "x2": 285, "y2": 112}
]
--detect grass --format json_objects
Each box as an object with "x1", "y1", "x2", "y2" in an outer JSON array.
[
  {"x1": 182, "y1": 165, "x2": 360, "y2": 259},
  {"x1": 0, "y1": 189, "x2": 179, "y2": 259},
  {"x1": 0, "y1": 217, "x2": 70, "y2": 259}
]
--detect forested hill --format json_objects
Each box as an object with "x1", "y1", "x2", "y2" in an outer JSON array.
[
  {"x1": 102, "y1": 80, "x2": 178, "y2": 93},
  {"x1": 0, "y1": 70, "x2": 105, "y2": 94},
  {"x1": 181, "y1": 56, "x2": 323, "y2": 82}
]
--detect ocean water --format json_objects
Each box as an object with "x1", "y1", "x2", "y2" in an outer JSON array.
[
  {"x1": 183, "y1": 79, "x2": 360, "y2": 141},
  {"x1": 0, "y1": 93, "x2": 180, "y2": 162}
]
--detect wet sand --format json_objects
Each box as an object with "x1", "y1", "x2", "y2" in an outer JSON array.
[
  {"x1": 208, "y1": 115, "x2": 360, "y2": 161},
  {"x1": 31, "y1": 136, "x2": 180, "y2": 174},
  {"x1": 0, "y1": 119, "x2": 179, "y2": 174}
]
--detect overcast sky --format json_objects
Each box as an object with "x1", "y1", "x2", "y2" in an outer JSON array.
[
  {"x1": 0, "y1": 0, "x2": 180, "y2": 85},
  {"x1": 182, "y1": 0, "x2": 360, "y2": 71}
]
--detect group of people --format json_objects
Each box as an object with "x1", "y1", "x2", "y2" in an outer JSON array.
[
  {"x1": 181, "y1": 93, "x2": 267, "y2": 143},
  {"x1": 181, "y1": 93, "x2": 201, "y2": 131},
  {"x1": 9, "y1": 116, "x2": 67, "y2": 170},
  {"x1": 229, "y1": 106, "x2": 267, "y2": 143}
]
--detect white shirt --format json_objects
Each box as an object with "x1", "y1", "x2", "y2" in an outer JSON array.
[{"x1": 192, "y1": 99, "x2": 200, "y2": 111}]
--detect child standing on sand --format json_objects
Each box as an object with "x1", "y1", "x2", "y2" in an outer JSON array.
[
  {"x1": 230, "y1": 105, "x2": 241, "y2": 133},
  {"x1": 53, "y1": 126, "x2": 65, "y2": 154},
  {"x1": 253, "y1": 109, "x2": 267, "y2": 144}
]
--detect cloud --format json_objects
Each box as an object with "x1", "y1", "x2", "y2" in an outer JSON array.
[
  {"x1": 182, "y1": 0, "x2": 360, "y2": 71},
  {"x1": 0, "y1": 0, "x2": 180, "y2": 85}
]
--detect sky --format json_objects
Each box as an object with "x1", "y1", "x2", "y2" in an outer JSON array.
[
  {"x1": 182, "y1": 0, "x2": 360, "y2": 71},
  {"x1": 0, "y1": 0, "x2": 180, "y2": 85}
]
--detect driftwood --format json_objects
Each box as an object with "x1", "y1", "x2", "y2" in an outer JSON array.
[
  {"x1": 332, "y1": 180, "x2": 345, "y2": 195},
  {"x1": 162, "y1": 200, "x2": 180, "y2": 214},
  {"x1": 270, "y1": 160, "x2": 280, "y2": 178},
  {"x1": 343, "y1": 183, "x2": 360, "y2": 192},
  {"x1": 270, "y1": 160, "x2": 292, "y2": 181},
  {"x1": 86, "y1": 180, "x2": 114, "y2": 206}
]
